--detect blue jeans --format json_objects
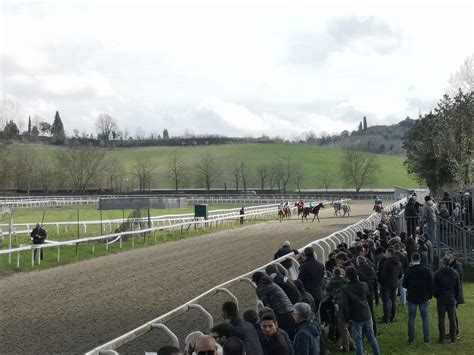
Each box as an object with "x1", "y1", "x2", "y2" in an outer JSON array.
[
  {"x1": 426, "y1": 221, "x2": 436, "y2": 247},
  {"x1": 399, "y1": 276, "x2": 406, "y2": 305},
  {"x1": 352, "y1": 319, "x2": 380, "y2": 355},
  {"x1": 408, "y1": 301, "x2": 430, "y2": 343}
]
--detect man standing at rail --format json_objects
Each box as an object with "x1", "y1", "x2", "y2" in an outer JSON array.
[{"x1": 30, "y1": 223, "x2": 47, "y2": 261}]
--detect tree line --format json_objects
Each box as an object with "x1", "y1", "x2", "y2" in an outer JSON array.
[{"x1": 0, "y1": 144, "x2": 379, "y2": 194}]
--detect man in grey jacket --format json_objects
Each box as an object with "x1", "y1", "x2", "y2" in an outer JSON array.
[{"x1": 421, "y1": 196, "x2": 439, "y2": 246}]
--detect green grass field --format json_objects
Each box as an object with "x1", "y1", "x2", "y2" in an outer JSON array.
[{"x1": 30, "y1": 143, "x2": 418, "y2": 189}]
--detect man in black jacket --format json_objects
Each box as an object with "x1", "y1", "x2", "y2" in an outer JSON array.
[
  {"x1": 274, "y1": 241, "x2": 299, "y2": 270},
  {"x1": 446, "y1": 250, "x2": 464, "y2": 339},
  {"x1": 402, "y1": 252, "x2": 433, "y2": 345},
  {"x1": 297, "y1": 247, "x2": 325, "y2": 321},
  {"x1": 265, "y1": 264, "x2": 301, "y2": 304},
  {"x1": 341, "y1": 267, "x2": 380, "y2": 355},
  {"x1": 222, "y1": 301, "x2": 263, "y2": 355},
  {"x1": 30, "y1": 223, "x2": 47, "y2": 261},
  {"x1": 434, "y1": 256, "x2": 460, "y2": 343},
  {"x1": 356, "y1": 256, "x2": 378, "y2": 336},
  {"x1": 260, "y1": 312, "x2": 293, "y2": 355},
  {"x1": 379, "y1": 248, "x2": 402, "y2": 323}
]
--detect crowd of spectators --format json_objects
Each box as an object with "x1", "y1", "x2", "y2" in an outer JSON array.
[{"x1": 156, "y1": 204, "x2": 466, "y2": 355}]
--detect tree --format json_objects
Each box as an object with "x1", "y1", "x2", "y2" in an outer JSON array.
[
  {"x1": 448, "y1": 54, "x2": 474, "y2": 96},
  {"x1": 317, "y1": 171, "x2": 334, "y2": 192},
  {"x1": 56, "y1": 147, "x2": 105, "y2": 192},
  {"x1": 102, "y1": 159, "x2": 125, "y2": 192},
  {"x1": 293, "y1": 164, "x2": 304, "y2": 193},
  {"x1": 358, "y1": 122, "x2": 363, "y2": 131},
  {"x1": 0, "y1": 95, "x2": 20, "y2": 130},
  {"x1": 51, "y1": 111, "x2": 66, "y2": 145},
  {"x1": 132, "y1": 157, "x2": 155, "y2": 191},
  {"x1": 257, "y1": 165, "x2": 269, "y2": 191},
  {"x1": 163, "y1": 129, "x2": 170, "y2": 140},
  {"x1": 28, "y1": 116, "x2": 31, "y2": 135},
  {"x1": 280, "y1": 156, "x2": 294, "y2": 192},
  {"x1": 340, "y1": 149, "x2": 379, "y2": 192},
  {"x1": 232, "y1": 164, "x2": 240, "y2": 190},
  {"x1": 404, "y1": 90, "x2": 473, "y2": 191},
  {"x1": 3, "y1": 120, "x2": 19, "y2": 138},
  {"x1": 167, "y1": 151, "x2": 187, "y2": 191},
  {"x1": 240, "y1": 161, "x2": 248, "y2": 192},
  {"x1": 195, "y1": 153, "x2": 220, "y2": 191},
  {"x1": 96, "y1": 114, "x2": 119, "y2": 146},
  {"x1": 12, "y1": 147, "x2": 37, "y2": 194},
  {"x1": 363, "y1": 116, "x2": 368, "y2": 130},
  {"x1": 39, "y1": 121, "x2": 51, "y2": 136}
]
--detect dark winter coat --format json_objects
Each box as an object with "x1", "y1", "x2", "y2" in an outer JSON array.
[
  {"x1": 402, "y1": 263, "x2": 433, "y2": 304},
  {"x1": 327, "y1": 276, "x2": 348, "y2": 305},
  {"x1": 298, "y1": 256, "x2": 326, "y2": 302},
  {"x1": 230, "y1": 317, "x2": 264, "y2": 355},
  {"x1": 379, "y1": 256, "x2": 402, "y2": 289},
  {"x1": 449, "y1": 259, "x2": 465, "y2": 304},
  {"x1": 341, "y1": 279, "x2": 372, "y2": 323},
  {"x1": 256, "y1": 275, "x2": 294, "y2": 316},
  {"x1": 262, "y1": 329, "x2": 292, "y2": 355},
  {"x1": 293, "y1": 320, "x2": 320, "y2": 355},
  {"x1": 274, "y1": 246, "x2": 299, "y2": 269},
  {"x1": 434, "y1": 266, "x2": 460, "y2": 302},
  {"x1": 271, "y1": 273, "x2": 302, "y2": 305},
  {"x1": 356, "y1": 262, "x2": 378, "y2": 297}
]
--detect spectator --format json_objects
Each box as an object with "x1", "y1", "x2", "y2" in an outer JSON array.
[
  {"x1": 402, "y1": 252, "x2": 433, "y2": 345},
  {"x1": 393, "y1": 243, "x2": 408, "y2": 307},
  {"x1": 379, "y1": 248, "x2": 402, "y2": 323},
  {"x1": 404, "y1": 197, "x2": 419, "y2": 238},
  {"x1": 341, "y1": 267, "x2": 380, "y2": 355},
  {"x1": 210, "y1": 323, "x2": 234, "y2": 347},
  {"x1": 298, "y1": 247, "x2": 326, "y2": 321},
  {"x1": 434, "y1": 256, "x2": 460, "y2": 344},
  {"x1": 265, "y1": 264, "x2": 301, "y2": 304},
  {"x1": 240, "y1": 207, "x2": 245, "y2": 225},
  {"x1": 292, "y1": 302, "x2": 321, "y2": 355},
  {"x1": 260, "y1": 312, "x2": 292, "y2": 355},
  {"x1": 243, "y1": 309, "x2": 265, "y2": 346},
  {"x1": 158, "y1": 346, "x2": 182, "y2": 355},
  {"x1": 293, "y1": 279, "x2": 316, "y2": 314},
  {"x1": 274, "y1": 241, "x2": 299, "y2": 270},
  {"x1": 223, "y1": 337, "x2": 245, "y2": 355},
  {"x1": 446, "y1": 250, "x2": 465, "y2": 339},
  {"x1": 440, "y1": 191, "x2": 454, "y2": 217},
  {"x1": 252, "y1": 272, "x2": 294, "y2": 334},
  {"x1": 222, "y1": 301, "x2": 263, "y2": 355},
  {"x1": 356, "y1": 256, "x2": 378, "y2": 337},
  {"x1": 30, "y1": 223, "x2": 47, "y2": 261},
  {"x1": 195, "y1": 336, "x2": 219, "y2": 355},
  {"x1": 184, "y1": 331, "x2": 204, "y2": 354},
  {"x1": 421, "y1": 196, "x2": 438, "y2": 246}
]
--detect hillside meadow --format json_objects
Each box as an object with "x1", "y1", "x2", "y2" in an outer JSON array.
[{"x1": 31, "y1": 143, "x2": 418, "y2": 189}]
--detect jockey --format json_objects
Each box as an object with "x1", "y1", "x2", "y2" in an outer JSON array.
[
  {"x1": 279, "y1": 200, "x2": 285, "y2": 210},
  {"x1": 298, "y1": 198, "x2": 305, "y2": 208},
  {"x1": 284, "y1": 201, "x2": 289, "y2": 208},
  {"x1": 374, "y1": 196, "x2": 382, "y2": 205}
]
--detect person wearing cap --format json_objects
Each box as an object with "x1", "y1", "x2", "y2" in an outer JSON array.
[
  {"x1": 341, "y1": 267, "x2": 380, "y2": 355},
  {"x1": 297, "y1": 247, "x2": 326, "y2": 321},
  {"x1": 292, "y1": 302, "x2": 321, "y2": 355}
]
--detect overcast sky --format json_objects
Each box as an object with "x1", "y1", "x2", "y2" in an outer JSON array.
[{"x1": 1, "y1": 0, "x2": 472, "y2": 139}]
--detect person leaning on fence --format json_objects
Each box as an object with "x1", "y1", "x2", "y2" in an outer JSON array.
[
  {"x1": 274, "y1": 241, "x2": 299, "y2": 270},
  {"x1": 265, "y1": 264, "x2": 301, "y2": 304},
  {"x1": 30, "y1": 223, "x2": 47, "y2": 261},
  {"x1": 434, "y1": 256, "x2": 460, "y2": 344}
]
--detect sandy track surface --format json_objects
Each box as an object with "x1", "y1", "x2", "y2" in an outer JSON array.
[{"x1": 0, "y1": 202, "x2": 372, "y2": 354}]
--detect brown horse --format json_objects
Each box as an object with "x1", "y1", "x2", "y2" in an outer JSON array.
[
  {"x1": 278, "y1": 206, "x2": 291, "y2": 222},
  {"x1": 301, "y1": 202, "x2": 325, "y2": 222},
  {"x1": 294, "y1": 202, "x2": 304, "y2": 217}
]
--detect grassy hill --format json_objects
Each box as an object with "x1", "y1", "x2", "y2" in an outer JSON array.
[
  {"x1": 104, "y1": 144, "x2": 418, "y2": 189},
  {"x1": 29, "y1": 143, "x2": 418, "y2": 190}
]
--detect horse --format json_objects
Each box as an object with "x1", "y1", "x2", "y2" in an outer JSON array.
[
  {"x1": 373, "y1": 204, "x2": 383, "y2": 213},
  {"x1": 301, "y1": 202, "x2": 325, "y2": 222},
  {"x1": 278, "y1": 206, "x2": 292, "y2": 222},
  {"x1": 341, "y1": 203, "x2": 351, "y2": 217},
  {"x1": 332, "y1": 201, "x2": 342, "y2": 217}
]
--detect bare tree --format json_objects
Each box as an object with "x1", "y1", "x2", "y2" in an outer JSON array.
[
  {"x1": 102, "y1": 158, "x2": 125, "y2": 192},
  {"x1": 280, "y1": 155, "x2": 294, "y2": 192},
  {"x1": 447, "y1": 55, "x2": 474, "y2": 95},
  {"x1": 317, "y1": 171, "x2": 334, "y2": 192},
  {"x1": 56, "y1": 147, "x2": 106, "y2": 192},
  {"x1": 231, "y1": 164, "x2": 240, "y2": 190},
  {"x1": 12, "y1": 147, "x2": 37, "y2": 194},
  {"x1": 0, "y1": 143, "x2": 14, "y2": 190},
  {"x1": 340, "y1": 149, "x2": 379, "y2": 192},
  {"x1": 0, "y1": 95, "x2": 20, "y2": 130},
  {"x1": 257, "y1": 165, "x2": 268, "y2": 191},
  {"x1": 167, "y1": 151, "x2": 188, "y2": 191},
  {"x1": 195, "y1": 153, "x2": 220, "y2": 191},
  {"x1": 240, "y1": 161, "x2": 249, "y2": 192},
  {"x1": 132, "y1": 157, "x2": 155, "y2": 191},
  {"x1": 270, "y1": 161, "x2": 282, "y2": 190},
  {"x1": 293, "y1": 164, "x2": 304, "y2": 193},
  {"x1": 96, "y1": 114, "x2": 119, "y2": 146}
]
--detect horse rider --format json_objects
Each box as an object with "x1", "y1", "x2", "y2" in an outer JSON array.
[
  {"x1": 298, "y1": 199, "x2": 305, "y2": 209},
  {"x1": 279, "y1": 200, "x2": 285, "y2": 211}
]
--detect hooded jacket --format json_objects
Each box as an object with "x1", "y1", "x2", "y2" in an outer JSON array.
[
  {"x1": 270, "y1": 273, "x2": 302, "y2": 305},
  {"x1": 341, "y1": 279, "x2": 372, "y2": 323},
  {"x1": 449, "y1": 259, "x2": 465, "y2": 304},
  {"x1": 379, "y1": 256, "x2": 402, "y2": 289},
  {"x1": 422, "y1": 200, "x2": 438, "y2": 223},
  {"x1": 293, "y1": 320, "x2": 320, "y2": 355},
  {"x1": 230, "y1": 317, "x2": 263, "y2": 355},
  {"x1": 297, "y1": 256, "x2": 325, "y2": 302}
]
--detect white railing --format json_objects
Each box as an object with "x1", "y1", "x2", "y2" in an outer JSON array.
[{"x1": 86, "y1": 198, "x2": 404, "y2": 355}]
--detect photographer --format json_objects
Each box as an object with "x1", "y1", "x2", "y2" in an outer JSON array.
[{"x1": 31, "y1": 223, "x2": 47, "y2": 261}]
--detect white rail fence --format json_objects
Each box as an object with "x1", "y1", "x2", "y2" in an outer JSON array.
[
  {"x1": 86, "y1": 198, "x2": 405, "y2": 355},
  {"x1": 1, "y1": 202, "x2": 324, "y2": 268}
]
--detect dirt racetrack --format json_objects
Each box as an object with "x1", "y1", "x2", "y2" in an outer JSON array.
[{"x1": 0, "y1": 201, "x2": 373, "y2": 354}]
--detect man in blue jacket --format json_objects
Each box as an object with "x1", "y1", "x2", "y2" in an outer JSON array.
[{"x1": 292, "y1": 302, "x2": 320, "y2": 355}]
